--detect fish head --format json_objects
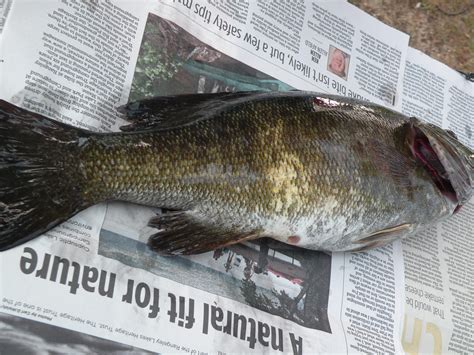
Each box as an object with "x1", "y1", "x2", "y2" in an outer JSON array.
[{"x1": 408, "y1": 118, "x2": 474, "y2": 212}]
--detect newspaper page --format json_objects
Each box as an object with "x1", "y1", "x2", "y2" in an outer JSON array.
[
  {"x1": 0, "y1": 0, "x2": 153, "y2": 351},
  {"x1": 0, "y1": 0, "x2": 452, "y2": 353},
  {"x1": 2, "y1": 0, "x2": 407, "y2": 353},
  {"x1": 399, "y1": 48, "x2": 474, "y2": 354},
  {"x1": 90, "y1": 2, "x2": 408, "y2": 351},
  {"x1": 0, "y1": 0, "x2": 149, "y2": 131}
]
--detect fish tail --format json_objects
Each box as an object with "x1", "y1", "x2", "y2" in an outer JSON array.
[{"x1": 0, "y1": 100, "x2": 91, "y2": 251}]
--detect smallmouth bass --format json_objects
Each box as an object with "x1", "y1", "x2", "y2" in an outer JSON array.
[{"x1": 0, "y1": 92, "x2": 472, "y2": 254}]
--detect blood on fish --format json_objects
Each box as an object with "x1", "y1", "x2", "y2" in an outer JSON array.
[{"x1": 287, "y1": 236, "x2": 301, "y2": 245}]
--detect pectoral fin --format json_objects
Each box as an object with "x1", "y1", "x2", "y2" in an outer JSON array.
[
  {"x1": 349, "y1": 240, "x2": 388, "y2": 252},
  {"x1": 147, "y1": 211, "x2": 262, "y2": 255},
  {"x1": 353, "y1": 223, "x2": 412, "y2": 250}
]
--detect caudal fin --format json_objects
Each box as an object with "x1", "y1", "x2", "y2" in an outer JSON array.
[{"x1": 0, "y1": 100, "x2": 91, "y2": 250}]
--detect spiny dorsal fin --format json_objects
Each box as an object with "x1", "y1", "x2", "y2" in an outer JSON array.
[
  {"x1": 147, "y1": 211, "x2": 262, "y2": 255},
  {"x1": 118, "y1": 91, "x2": 267, "y2": 132},
  {"x1": 118, "y1": 91, "x2": 401, "y2": 132}
]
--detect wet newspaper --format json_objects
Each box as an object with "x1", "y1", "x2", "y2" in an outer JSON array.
[{"x1": 0, "y1": 1, "x2": 472, "y2": 353}]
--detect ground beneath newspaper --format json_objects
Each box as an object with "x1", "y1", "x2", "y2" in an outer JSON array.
[{"x1": 350, "y1": 0, "x2": 474, "y2": 72}]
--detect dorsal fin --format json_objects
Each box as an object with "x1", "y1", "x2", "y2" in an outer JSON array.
[
  {"x1": 118, "y1": 91, "x2": 268, "y2": 132},
  {"x1": 118, "y1": 91, "x2": 400, "y2": 132}
]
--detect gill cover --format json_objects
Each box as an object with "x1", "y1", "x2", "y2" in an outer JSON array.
[{"x1": 407, "y1": 118, "x2": 474, "y2": 210}]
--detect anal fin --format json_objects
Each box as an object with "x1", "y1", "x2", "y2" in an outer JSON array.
[{"x1": 147, "y1": 211, "x2": 262, "y2": 255}]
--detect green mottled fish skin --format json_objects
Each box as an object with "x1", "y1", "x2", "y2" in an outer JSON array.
[{"x1": 76, "y1": 93, "x2": 472, "y2": 252}]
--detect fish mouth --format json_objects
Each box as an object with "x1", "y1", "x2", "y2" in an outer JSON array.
[{"x1": 408, "y1": 119, "x2": 473, "y2": 211}]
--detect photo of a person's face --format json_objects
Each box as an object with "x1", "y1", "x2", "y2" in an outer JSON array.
[{"x1": 327, "y1": 46, "x2": 350, "y2": 80}]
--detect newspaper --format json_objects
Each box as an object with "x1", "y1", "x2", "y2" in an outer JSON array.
[
  {"x1": 400, "y1": 48, "x2": 474, "y2": 353},
  {"x1": 0, "y1": 0, "x2": 471, "y2": 353},
  {"x1": 0, "y1": 0, "x2": 12, "y2": 34}
]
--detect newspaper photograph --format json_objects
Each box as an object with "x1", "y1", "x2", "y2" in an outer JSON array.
[{"x1": 0, "y1": 0, "x2": 472, "y2": 354}]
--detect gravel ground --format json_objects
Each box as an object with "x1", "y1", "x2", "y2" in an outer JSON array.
[{"x1": 350, "y1": 0, "x2": 474, "y2": 73}]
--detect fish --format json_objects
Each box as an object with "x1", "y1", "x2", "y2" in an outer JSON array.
[{"x1": 0, "y1": 91, "x2": 473, "y2": 254}]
